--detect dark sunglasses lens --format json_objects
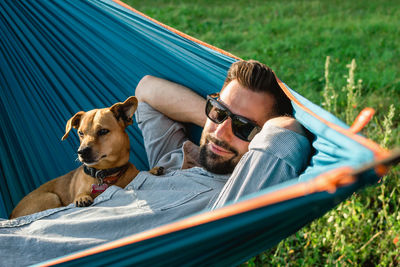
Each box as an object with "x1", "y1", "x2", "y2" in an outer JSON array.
[
  {"x1": 231, "y1": 117, "x2": 254, "y2": 141},
  {"x1": 206, "y1": 97, "x2": 260, "y2": 142},
  {"x1": 206, "y1": 99, "x2": 228, "y2": 123}
]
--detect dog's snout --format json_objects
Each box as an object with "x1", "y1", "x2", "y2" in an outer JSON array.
[{"x1": 77, "y1": 147, "x2": 92, "y2": 158}]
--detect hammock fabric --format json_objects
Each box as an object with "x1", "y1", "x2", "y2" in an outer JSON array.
[{"x1": 0, "y1": 0, "x2": 398, "y2": 266}]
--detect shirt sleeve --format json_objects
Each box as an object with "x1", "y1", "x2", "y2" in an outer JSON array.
[
  {"x1": 209, "y1": 121, "x2": 311, "y2": 209},
  {"x1": 135, "y1": 102, "x2": 188, "y2": 169}
]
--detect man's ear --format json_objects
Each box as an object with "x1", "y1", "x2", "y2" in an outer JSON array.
[
  {"x1": 62, "y1": 111, "x2": 85, "y2": 141},
  {"x1": 110, "y1": 96, "x2": 138, "y2": 127}
]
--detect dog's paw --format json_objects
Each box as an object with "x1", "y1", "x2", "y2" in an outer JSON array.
[
  {"x1": 149, "y1": 166, "x2": 164, "y2": 176},
  {"x1": 74, "y1": 195, "x2": 94, "y2": 207}
]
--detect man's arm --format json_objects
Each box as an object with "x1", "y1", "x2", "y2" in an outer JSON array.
[
  {"x1": 209, "y1": 119, "x2": 311, "y2": 209},
  {"x1": 268, "y1": 116, "x2": 308, "y2": 137},
  {"x1": 135, "y1": 75, "x2": 207, "y2": 127}
]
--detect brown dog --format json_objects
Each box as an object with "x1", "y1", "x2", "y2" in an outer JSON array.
[{"x1": 10, "y1": 96, "x2": 141, "y2": 219}]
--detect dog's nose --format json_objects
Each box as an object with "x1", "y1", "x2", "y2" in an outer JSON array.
[{"x1": 77, "y1": 147, "x2": 92, "y2": 159}]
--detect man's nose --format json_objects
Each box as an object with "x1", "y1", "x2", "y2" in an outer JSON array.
[{"x1": 214, "y1": 118, "x2": 233, "y2": 141}]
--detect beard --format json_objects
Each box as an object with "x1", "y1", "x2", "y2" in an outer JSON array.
[{"x1": 199, "y1": 134, "x2": 241, "y2": 175}]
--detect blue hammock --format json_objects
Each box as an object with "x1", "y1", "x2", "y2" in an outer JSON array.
[{"x1": 0, "y1": 0, "x2": 398, "y2": 266}]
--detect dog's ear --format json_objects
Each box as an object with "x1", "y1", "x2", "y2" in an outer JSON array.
[
  {"x1": 110, "y1": 96, "x2": 138, "y2": 127},
  {"x1": 62, "y1": 111, "x2": 85, "y2": 141}
]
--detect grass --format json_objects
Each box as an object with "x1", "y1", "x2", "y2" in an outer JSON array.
[{"x1": 123, "y1": 0, "x2": 399, "y2": 265}]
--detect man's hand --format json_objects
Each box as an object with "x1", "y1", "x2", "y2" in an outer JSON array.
[{"x1": 135, "y1": 75, "x2": 207, "y2": 127}]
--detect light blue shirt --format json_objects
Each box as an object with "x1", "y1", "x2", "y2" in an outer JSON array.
[{"x1": 0, "y1": 102, "x2": 310, "y2": 266}]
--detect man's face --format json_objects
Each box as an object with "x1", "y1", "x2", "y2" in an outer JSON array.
[{"x1": 199, "y1": 79, "x2": 275, "y2": 174}]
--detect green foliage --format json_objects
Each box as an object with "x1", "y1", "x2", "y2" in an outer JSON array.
[
  {"x1": 123, "y1": 0, "x2": 399, "y2": 265},
  {"x1": 381, "y1": 104, "x2": 396, "y2": 149},
  {"x1": 343, "y1": 59, "x2": 362, "y2": 125},
  {"x1": 322, "y1": 56, "x2": 338, "y2": 115}
]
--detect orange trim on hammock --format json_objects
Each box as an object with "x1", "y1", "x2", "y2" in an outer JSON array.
[
  {"x1": 41, "y1": 167, "x2": 357, "y2": 266},
  {"x1": 112, "y1": 0, "x2": 241, "y2": 60},
  {"x1": 349, "y1": 107, "x2": 375, "y2": 134},
  {"x1": 275, "y1": 76, "x2": 390, "y2": 159}
]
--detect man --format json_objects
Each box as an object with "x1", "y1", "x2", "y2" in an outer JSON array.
[
  {"x1": 135, "y1": 59, "x2": 310, "y2": 206},
  {"x1": 0, "y1": 60, "x2": 310, "y2": 265}
]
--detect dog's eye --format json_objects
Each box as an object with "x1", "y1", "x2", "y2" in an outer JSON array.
[
  {"x1": 78, "y1": 131, "x2": 84, "y2": 137},
  {"x1": 97, "y1": 129, "x2": 109, "y2": 136}
]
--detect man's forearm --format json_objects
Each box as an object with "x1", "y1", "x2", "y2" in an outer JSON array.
[{"x1": 135, "y1": 75, "x2": 207, "y2": 127}]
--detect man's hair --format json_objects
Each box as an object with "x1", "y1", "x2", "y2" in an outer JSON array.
[{"x1": 223, "y1": 60, "x2": 293, "y2": 116}]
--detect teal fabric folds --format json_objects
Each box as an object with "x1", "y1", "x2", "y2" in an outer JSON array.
[{"x1": 0, "y1": 0, "x2": 234, "y2": 217}]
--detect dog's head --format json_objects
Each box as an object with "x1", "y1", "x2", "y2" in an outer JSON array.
[{"x1": 62, "y1": 96, "x2": 138, "y2": 169}]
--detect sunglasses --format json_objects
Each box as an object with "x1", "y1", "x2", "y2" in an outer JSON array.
[{"x1": 205, "y1": 95, "x2": 261, "y2": 142}]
